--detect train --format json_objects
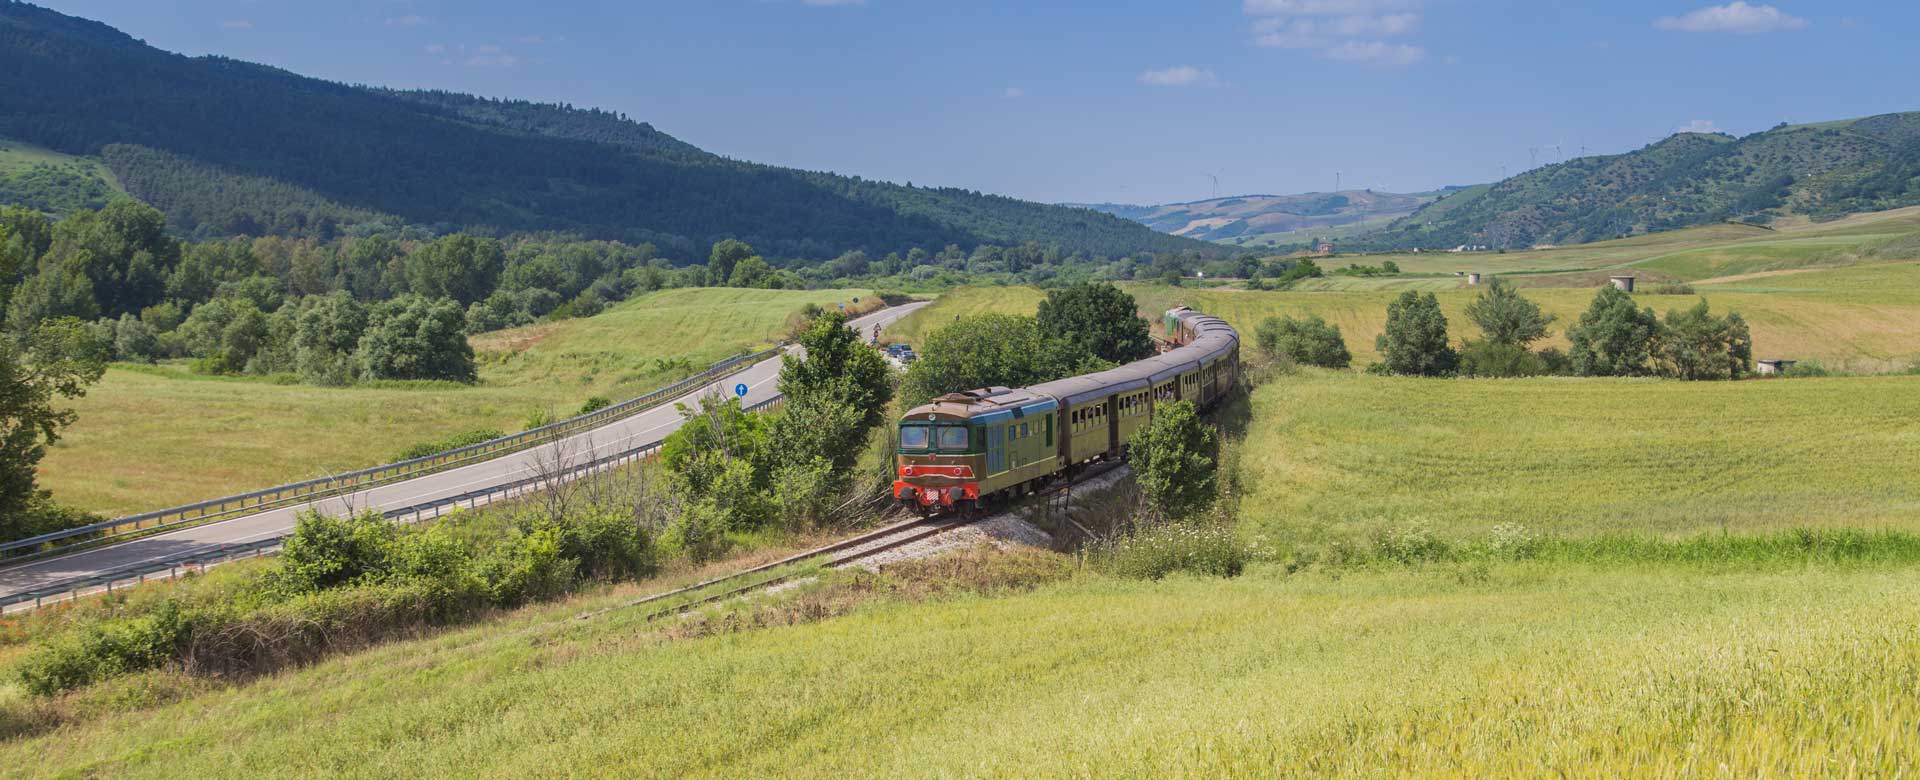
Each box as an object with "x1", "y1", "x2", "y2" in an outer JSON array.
[{"x1": 892, "y1": 307, "x2": 1240, "y2": 515}]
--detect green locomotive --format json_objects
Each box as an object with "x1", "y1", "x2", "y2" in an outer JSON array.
[{"x1": 893, "y1": 307, "x2": 1239, "y2": 515}]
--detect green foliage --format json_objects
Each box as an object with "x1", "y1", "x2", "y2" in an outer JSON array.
[
  {"x1": 16, "y1": 602, "x2": 188, "y2": 696},
  {"x1": 5, "y1": 6, "x2": 1208, "y2": 259},
  {"x1": 1128, "y1": 400, "x2": 1218, "y2": 521},
  {"x1": 405, "y1": 235, "x2": 503, "y2": 306},
  {"x1": 269, "y1": 511, "x2": 404, "y2": 596},
  {"x1": 394, "y1": 429, "x2": 504, "y2": 462},
  {"x1": 0, "y1": 161, "x2": 112, "y2": 215},
  {"x1": 1567, "y1": 286, "x2": 1660, "y2": 377},
  {"x1": 1375, "y1": 291, "x2": 1458, "y2": 376},
  {"x1": 900, "y1": 313, "x2": 1062, "y2": 407},
  {"x1": 1457, "y1": 339, "x2": 1548, "y2": 378},
  {"x1": 1656, "y1": 299, "x2": 1753, "y2": 380},
  {"x1": 779, "y1": 310, "x2": 893, "y2": 436},
  {"x1": 353, "y1": 295, "x2": 476, "y2": 383},
  {"x1": 1034, "y1": 282, "x2": 1153, "y2": 365},
  {"x1": 1254, "y1": 315, "x2": 1351, "y2": 369},
  {"x1": 664, "y1": 499, "x2": 733, "y2": 563},
  {"x1": 1464, "y1": 278, "x2": 1553, "y2": 347},
  {"x1": 292, "y1": 292, "x2": 366, "y2": 385},
  {"x1": 1354, "y1": 113, "x2": 1920, "y2": 250},
  {"x1": 578, "y1": 395, "x2": 612, "y2": 414},
  {"x1": 0, "y1": 317, "x2": 106, "y2": 540},
  {"x1": 1101, "y1": 522, "x2": 1249, "y2": 580}
]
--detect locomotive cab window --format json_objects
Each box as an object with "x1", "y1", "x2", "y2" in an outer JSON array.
[
  {"x1": 898, "y1": 424, "x2": 931, "y2": 451},
  {"x1": 936, "y1": 425, "x2": 969, "y2": 451}
]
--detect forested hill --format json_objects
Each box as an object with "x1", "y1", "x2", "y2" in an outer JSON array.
[
  {"x1": 0, "y1": 2, "x2": 1207, "y2": 259},
  {"x1": 1354, "y1": 112, "x2": 1920, "y2": 251}
]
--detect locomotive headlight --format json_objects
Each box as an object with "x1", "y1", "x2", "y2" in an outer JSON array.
[{"x1": 902, "y1": 465, "x2": 915, "y2": 476}]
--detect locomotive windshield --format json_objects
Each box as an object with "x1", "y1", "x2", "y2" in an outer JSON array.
[
  {"x1": 936, "y1": 425, "x2": 969, "y2": 451},
  {"x1": 899, "y1": 424, "x2": 930, "y2": 450}
]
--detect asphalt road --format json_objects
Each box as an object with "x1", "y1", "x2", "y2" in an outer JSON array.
[{"x1": 0, "y1": 302, "x2": 929, "y2": 601}]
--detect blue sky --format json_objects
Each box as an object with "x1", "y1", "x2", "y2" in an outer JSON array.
[{"x1": 40, "y1": 0, "x2": 1920, "y2": 205}]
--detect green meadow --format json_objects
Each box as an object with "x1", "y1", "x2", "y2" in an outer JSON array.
[{"x1": 42, "y1": 287, "x2": 870, "y2": 516}]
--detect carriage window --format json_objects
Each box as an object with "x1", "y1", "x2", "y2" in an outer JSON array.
[
  {"x1": 936, "y1": 425, "x2": 969, "y2": 451},
  {"x1": 1020, "y1": 423, "x2": 1029, "y2": 438},
  {"x1": 899, "y1": 425, "x2": 930, "y2": 450}
]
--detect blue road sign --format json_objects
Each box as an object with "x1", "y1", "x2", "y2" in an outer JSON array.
[{"x1": 734, "y1": 383, "x2": 749, "y2": 398}]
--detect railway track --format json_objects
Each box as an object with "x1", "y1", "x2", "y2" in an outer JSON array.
[
  {"x1": 582, "y1": 459, "x2": 1132, "y2": 624},
  {"x1": 579, "y1": 514, "x2": 974, "y2": 623}
]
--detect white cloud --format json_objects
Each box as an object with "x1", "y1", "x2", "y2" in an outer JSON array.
[
  {"x1": 1002, "y1": 87, "x2": 1027, "y2": 99},
  {"x1": 1675, "y1": 119, "x2": 1721, "y2": 134},
  {"x1": 424, "y1": 43, "x2": 446, "y2": 54},
  {"x1": 1321, "y1": 41, "x2": 1425, "y2": 66},
  {"x1": 1138, "y1": 66, "x2": 1217, "y2": 87},
  {"x1": 384, "y1": 14, "x2": 429, "y2": 28},
  {"x1": 218, "y1": 19, "x2": 252, "y2": 29},
  {"x1": 1655, "y1": 3, "x2": 1808, "y2": 33},
  {"x1": 466, "y1": 53, "x2": 521, "y2": 68},
  {"x1": 1246, "y1": 0, "x2": 1426, "y2": 67}
]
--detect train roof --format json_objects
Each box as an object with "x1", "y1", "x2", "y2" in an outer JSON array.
[
  {"x1": 900, "y1": 306, "x2": 1239, "y2": 419},
  {"x1": 902, "y1": 386, "x2": 1059, "y2": 423},
  {"x1": 1029, "y1": 307, "x2": 1238, "y2": 407}
]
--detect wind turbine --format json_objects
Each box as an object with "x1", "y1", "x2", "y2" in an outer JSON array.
[{"x1": 1202, "y1": 172, "x2": 1219, "y2": 198}]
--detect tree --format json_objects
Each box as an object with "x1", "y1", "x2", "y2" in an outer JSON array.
[
  {"x1": 1465, "y1": 278, "x2": 1554, "y2": 347},
  {"x1": 5, "y1": 258, "x2": 98, "y2": 333},
  {"x1": 1, "y1": 318, "x2": 107, "y2": 539},
  {"x1": 354, "y1": 295, "x2": 476, "y2": 382},
  {"x1": 708, "y1": 239, "x2": 753, "y2": 285},
  {"x1": 900, "y1": 314, "x2": 1059, "y2": 407},
  {"x1": 295, "y1": 292, "x2": 369, "y2": 385},
  {"x1": 1255, "y1": 315, "x2": 1351, "y2": 369},
  {"x1": 42, "y1": 199, "x2": 179, "y2": 317},
  {"x1": 1656, "y1": 300, "x2": 1752, "y2": 380},
  {"x1": 1128, "y1": 400, "x2": 1217, "y2": 520},
  {"x1": 727, "y1": 255, "x2": 774, "y2": 288},
  {"x1": 1567, "y1": 286, "x2": 1660, "y2": 377},
  {"x1": 779, "y1": 310, "x2": 893, "y2": 433},
  {"x1": 1035, "y1": 282, "x2": 1154, "y2": 365},
  {"x1": 405, "y1": 234, "x2": 504, "y2": 305},
  {"x1": 1375, "y1": 291, "x2": 1457, "y2": 376}
]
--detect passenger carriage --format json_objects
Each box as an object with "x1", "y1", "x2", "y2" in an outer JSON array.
[{"x1": 893, "y1": 307, "x2": 1238, "y2": 515}]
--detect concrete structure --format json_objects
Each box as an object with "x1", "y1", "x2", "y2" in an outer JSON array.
[
  {"x1": 1467, "y1": 272, "x2": 1482, "y2": 285},
  {"x1": 1316, "y1": 240, "x2": 1336, "y2": 254},
  {"x1": 1609, "y1": 275, "x2": 1636, "y2": 293},
  {"x1": 1756, "y1": 359, "x2": 1797, "y2": 376}
]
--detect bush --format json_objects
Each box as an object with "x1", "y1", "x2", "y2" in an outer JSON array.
[
  {"x1": 577, "y1": 396, "x2": 612, "y2": 415},
  {"x1": 550, "y1": 508, "x2": 659, "y2": 581},
  {"x1": 269, "y1": 511, "x2": 402, "y2": 595},
  {"x1": 1375, "y1": 291, "x2": 1458, "y2": 376},
  {"x1": 1458, "y1": 339, "x2": 1547, "y2": 378},
  {"x1": 18, "y1": 602, "x2": 189, "y2": 696},
  {"x1": 522, "y1": 407, "x2": 557, "y2": 430},
  {"x1": 1128, "y1": 400, "x2": 1218, "y2": 521},
  {"x1": 1254, "y1": 315, "x2": 1351, "y2": 369},
  {"x1": 664, "y1": 499, "x2": 733, "y2": 563},
  {"x1": 394, "y1": 428, "x2": 504, "y2": 461},
  {"x1": 475, "y1": 526, "x2": 575, "y2": 607},
  {"x1": 1101, "y1": 522, "x2": 1248, "y2": 580},
  {"x1": 1649, "y1": 282, "x2": 1696, "y2": 295}
]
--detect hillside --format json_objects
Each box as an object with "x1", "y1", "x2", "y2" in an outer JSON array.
[
  {"x1": 1076, "y1": 188, "x2": 1451, "y2": 244},
  {"x1": 0, "y1": 2, "x2": 1206, "y2": 259},
  {"x1": 1355, "y1": 112, "x2": 1920, "y2": 250}
]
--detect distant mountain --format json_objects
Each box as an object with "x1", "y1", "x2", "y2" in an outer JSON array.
[
  {"x1": 1356, "y1": 113, "x2": 1920, "y2": 250},
  {"x1": 1074, "y1": 189, "x2": 1457, "y2": 243},
  {"x1": 0, "y1": 2, "x2": 1208, "y2": 259}
]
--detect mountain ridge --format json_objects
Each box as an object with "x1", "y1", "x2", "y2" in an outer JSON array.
[{"x1": 0, "y1": 1, "x2": 1209, "y2": 259}]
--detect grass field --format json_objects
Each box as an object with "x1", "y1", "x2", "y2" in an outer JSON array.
[
  {"x1": 41, "y1": 287, "x2": 870, "y2": 516},
  {"x1": 1238, "y1": 370, "x2": 1920, "y2": 546},
  {"x1": 0, "y1": 137, "x2": 122, "y2": 191},
  {"x1": 7, "y1": 560, "x2": 1920, "y2": 778},
  {"x1": 890, "y1": 265, "x2": 1920, "y2": 371},
  {"x1": 1314, "y1": 205, "x2": 1920, "y2": 281}
]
